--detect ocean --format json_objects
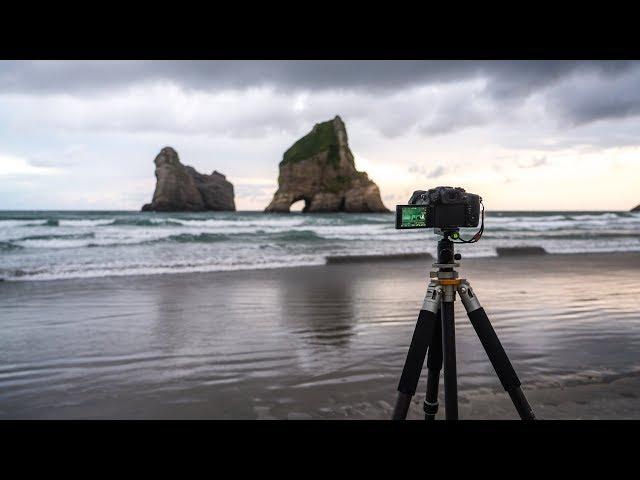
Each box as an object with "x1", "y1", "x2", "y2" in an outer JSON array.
[{"x1": 1, "y1": 210, "x2": 639, "y2": 281}]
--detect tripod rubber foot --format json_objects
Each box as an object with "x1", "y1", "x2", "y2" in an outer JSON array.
[
  {"x1": 392, "y1": 392, "x2": 412, "y2": 420},
  {"x1": 508, "y1": 387, "x2": 536, "y2": 420},
  {"x1": 423, "y1": 399, "x2": 439, "y2": 420}
]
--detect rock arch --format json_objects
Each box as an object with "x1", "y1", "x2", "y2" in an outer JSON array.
[{"x1": 264, "y1": 116, "x2": 389, "y2": 213}]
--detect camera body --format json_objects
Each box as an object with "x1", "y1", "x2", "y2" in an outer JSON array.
[{"x1": 395, "y1": 186, "x2": 481, "y2": 229}]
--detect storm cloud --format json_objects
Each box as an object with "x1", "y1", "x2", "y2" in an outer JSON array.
[
  {"x1": 0, "y1": 60, "x2": 631, "y2": 93},
  {"x1": 0, "y1": 60, "x2": 638, "y2": 130}
]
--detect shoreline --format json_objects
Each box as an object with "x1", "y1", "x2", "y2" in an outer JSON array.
[{"x1": 2, "y1": 250, "x2": 640, "y2": 285}]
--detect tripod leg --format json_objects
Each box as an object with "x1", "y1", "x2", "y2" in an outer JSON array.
[
  {"x1": 441, "y1": 300, "x2": 459, "y2": 420},
  {"x1": 423, "y1": 319, "x2": 442, "y2": 420},
  {"x1": 457, "y1": 280, "x2": 536, "y2": 420},
  {"x1": 392, "y1": 282, "x2": 442, "y2": 420}
]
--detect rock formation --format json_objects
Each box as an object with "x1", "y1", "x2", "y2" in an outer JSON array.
[
  {"x1": 264, "y1": 116, "x2": 389, "y2": 213},
  {"x1": 141, "y1": 147, "x2": 235, "y2": 212},
  {"x1": 632, "y1": 204, "x2": 640, "y2": 212}
]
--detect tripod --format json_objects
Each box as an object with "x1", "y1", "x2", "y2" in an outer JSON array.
[{"x1": 391, "y1": 229, "x2": 536, "y2": 420}]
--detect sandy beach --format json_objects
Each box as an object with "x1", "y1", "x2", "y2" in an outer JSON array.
[{"x1": 1, "y1": 251, "x2": 639, "y2": 419}]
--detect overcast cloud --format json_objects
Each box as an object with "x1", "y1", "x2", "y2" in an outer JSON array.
[{"x1": 0, "y1": 60, "x2": 639, "y2": 210}]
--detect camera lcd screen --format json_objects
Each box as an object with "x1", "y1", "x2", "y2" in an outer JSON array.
[{"x1": 396, "y1": 205, "x2": 428, "y2": 229}]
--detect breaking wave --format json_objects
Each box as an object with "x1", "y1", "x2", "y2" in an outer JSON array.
[{"x1": 1, "y1": 210, "x2": 638, "y2": 281}]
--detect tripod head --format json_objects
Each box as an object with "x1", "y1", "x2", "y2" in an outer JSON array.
[{"x1": 434, "y1": 228, "x2": 462, "y2": 266}]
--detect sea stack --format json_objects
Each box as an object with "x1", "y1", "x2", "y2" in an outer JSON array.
[
  {"x1": 264, "y1": 116, "x2": 389, "y2": 213},
  {"x1": 141, "y1": 147, "x2": 235, "y2": 212}
]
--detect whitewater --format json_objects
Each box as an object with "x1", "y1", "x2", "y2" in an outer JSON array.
[{"x1": 1, "y1": 210, "x2": 639, "y2": 281}]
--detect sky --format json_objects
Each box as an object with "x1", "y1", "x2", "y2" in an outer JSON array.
[{"x1": 0, "y1": 60, "x2": 639, "y2": 211}]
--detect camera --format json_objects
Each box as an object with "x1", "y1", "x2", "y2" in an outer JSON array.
[{"x1": 395, "y1": 186, "x2": 481, "y2": 229}]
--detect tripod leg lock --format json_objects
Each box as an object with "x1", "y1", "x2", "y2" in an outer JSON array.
[
  {"x1": 457, "y1": 280, "x2": 481, "y2": 313},
  {"x1": 421, "y1": 281, "x2": 442, "y2": 314}
]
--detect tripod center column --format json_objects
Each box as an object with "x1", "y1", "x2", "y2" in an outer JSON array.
[{"x1": 437, "y1": 234, "x2": 459, "y2": 420}]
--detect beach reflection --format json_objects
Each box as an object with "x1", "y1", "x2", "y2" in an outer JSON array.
[
  {"x1": 1, "y1": 253, "x2": 640, "y2": 419},
  {"x1": 276, "y1": 272, "x2": 356, "y2": 348}
]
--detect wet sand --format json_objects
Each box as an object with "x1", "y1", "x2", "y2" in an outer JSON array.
[{"x1": 1, "y1": 252, "x2": 639, "y2": 419}]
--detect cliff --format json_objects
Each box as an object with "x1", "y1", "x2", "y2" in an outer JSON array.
[
  {"x1": 264, "y1": 116, "x2": 389, "y2": 213},
  {"x1": 141, "y1": 147, "x2": 235, "y2": 212}
]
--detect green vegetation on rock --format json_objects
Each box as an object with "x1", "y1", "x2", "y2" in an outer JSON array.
[
  {"x1": 325, "y1": 175, "x2": 352, "y2": 193},
  {"x1": 281, "y1": 120, "x2": 340, "y2": 167}
]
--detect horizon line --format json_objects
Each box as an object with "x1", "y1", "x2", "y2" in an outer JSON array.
[{"x1": 0, "y1": 209, "x2": 635, "y2": 213}]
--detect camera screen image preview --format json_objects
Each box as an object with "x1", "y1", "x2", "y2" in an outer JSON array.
[{"x1": 401, "y1": 206, "x2": 427, "y2": 227}]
